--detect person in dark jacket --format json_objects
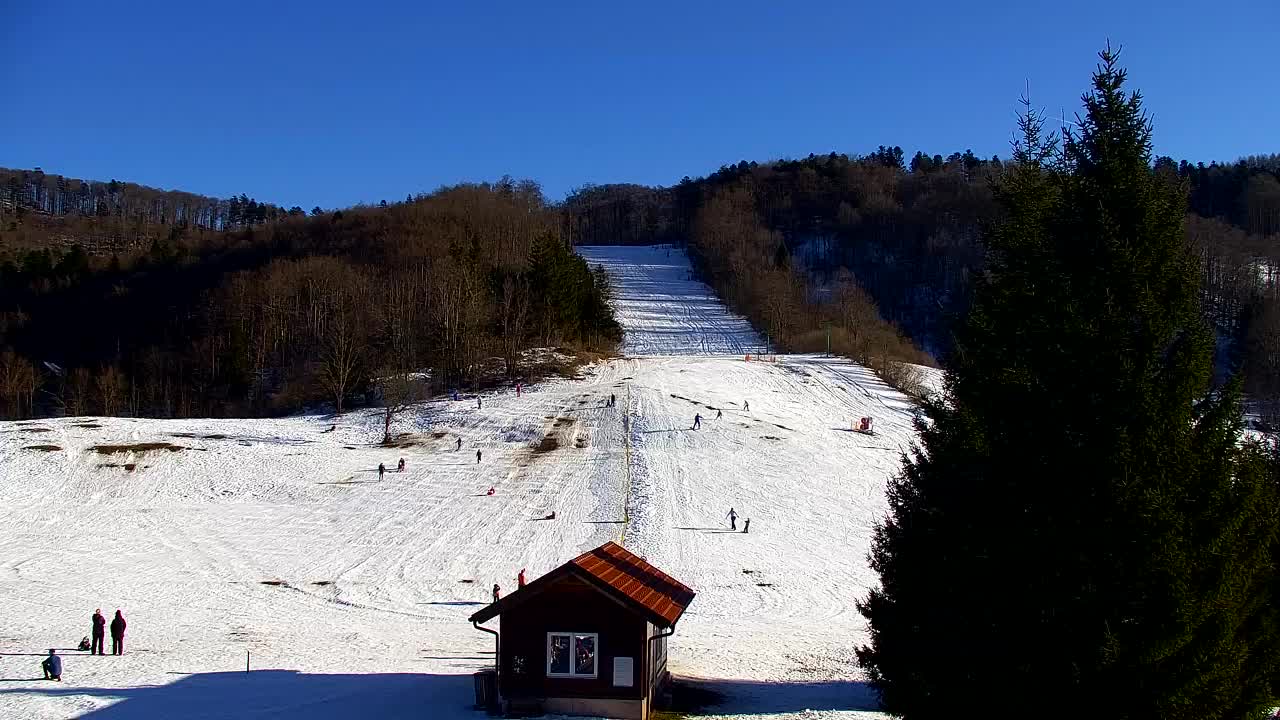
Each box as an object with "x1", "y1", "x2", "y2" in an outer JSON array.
[
  {"x1": 110, "y1": 610, "x2": 126, "y2": 655},
  {"x1": 42, "y1": 649, "x2": 62, "y2": 680},
  {"x1": 91, "y1": 608, "x2": 106, "y2": 655},
  {"x1": 476, "y1": 449, "x2": 482, "y2": 464},
  {"x1": 492, "y1": 583, "x2": 501, "y2": 601},
  {"x1": 378, "y1": 463, "x2": 385, "y2": 480}
]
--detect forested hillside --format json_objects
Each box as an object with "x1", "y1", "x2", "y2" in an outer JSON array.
[
  {"x1": 0, "y1": 177, "x2": 618, "y2": 419},
  {"x1": 3, "y1": 151, "x2": 1277, "y2": 422},
  {"x1": 561, "y1": 152, "x2": 1280, "y2": 419}
]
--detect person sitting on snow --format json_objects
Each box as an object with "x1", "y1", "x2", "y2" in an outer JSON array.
[
  {"x1": 41, "y1": 649, "x2": 62, "y2": 681},
  {"x1": 397, "y1": 458, "x2": 405, "y2": 472}
]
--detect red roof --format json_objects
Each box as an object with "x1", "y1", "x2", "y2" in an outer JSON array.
[
  {"x1": 469, "y1": 541, "x2": 695, "y2": 628},
  {"x1": 570, "y1": 542, "x2": 695, "y2": 627}
]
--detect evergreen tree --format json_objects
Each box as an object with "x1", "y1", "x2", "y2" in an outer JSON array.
[{"x1": 857, "y1": 46, "x2": 1280, "y2": 720}]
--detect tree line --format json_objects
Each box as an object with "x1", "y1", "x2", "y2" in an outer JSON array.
[
  {"x1": 0, "y1": 180, "x2": 618, "y2": 419},
  {"x1": 560, "y1": 141, "x2": 1280, "y2": 412}
]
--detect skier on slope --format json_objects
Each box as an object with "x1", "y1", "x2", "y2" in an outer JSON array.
[
  {"x1": 378, "y1": 463, "x2": 386, "y2": 480},
  {"x1": 476, "y1": 449, "x2": 482, "y2": 464},
  {"x1": 726, "y1": 507, "x2": 738, "y2": 531},
  {"x1": 716, "y1": 409, "x2": 723, "y2": 420},
  {"x1": 397, "y1": 458, "x2": 405, "y2": 472},
  {"x1": 518, "y1": 569, "x2": 526, "y2": 587},
  {"x1": 743, "y1": 400, "x2": 750, "y2": 412},
  {"x1": 477, "y1": 396, "x2": 482, "y2": 410},
  {"x1": 456, "y1": 437, "x2": 463, "y2": 451},
  {"x1": 693, "y1": 413, "x2": 702, "y2": 430},
  {"x1": 492, "y1": 584, "x2": 501, "y2": 602},
  {"x1": 610, "y1": 393, "x2": 616, "y2": 407},
  {"x1": 742, "y1": 518, "x2": 750, "y2": 534}
]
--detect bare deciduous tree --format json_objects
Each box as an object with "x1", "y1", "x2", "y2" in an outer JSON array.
[{"x1": 499, "y1": 275, "x2": 530, "y2": 376}]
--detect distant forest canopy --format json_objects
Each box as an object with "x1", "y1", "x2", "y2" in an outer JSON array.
[
  {"x1": 1, "y1": 149, "x2": 1278, "y2": 420},
  {"x1": 0, "y1": 176, "x2": 618, "y2": 420},
  {"x1": 559, "y1": 150, "x2": 1280, "y2": 416}
]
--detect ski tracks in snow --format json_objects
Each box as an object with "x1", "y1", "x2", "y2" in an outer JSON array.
[{"x1": 0, "y1": 245, "x2": 921, "y2": 720}]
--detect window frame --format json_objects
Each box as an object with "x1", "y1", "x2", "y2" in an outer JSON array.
[{"x1": 546, "y1": 631, "x2": 599, "y2": 679}]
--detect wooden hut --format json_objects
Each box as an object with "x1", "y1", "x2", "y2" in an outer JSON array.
[{"x1": 469, "y1": 541, "x2": 696, "y2": 719}]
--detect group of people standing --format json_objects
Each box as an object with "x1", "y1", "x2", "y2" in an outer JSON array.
[
  {"x1": 42, "y1": 608, "x2": 127, "y2": 681},
  {"x1": 91, "y1": 608, "x2": 127, "y2": 655},
  {"x1": 377, "y1": 458, "x2": 407, "y2": 480}
]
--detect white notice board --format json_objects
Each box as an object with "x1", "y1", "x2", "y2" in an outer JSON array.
[{"x1": 613, "y1": 657, "x2": 635, "y2": 687}]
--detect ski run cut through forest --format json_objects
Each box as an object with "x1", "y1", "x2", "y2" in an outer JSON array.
[{"x1": 0, "y1": 245, "x2": 938, "y2": 719}]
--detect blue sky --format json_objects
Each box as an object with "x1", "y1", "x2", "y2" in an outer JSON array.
[{"x1": 3, "y1": 0, "x2": 1276, "y2": 210}]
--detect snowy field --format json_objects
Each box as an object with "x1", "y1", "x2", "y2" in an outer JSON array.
[{"x1": 0, "y1": 246, "x2": 922, "y2": 719}]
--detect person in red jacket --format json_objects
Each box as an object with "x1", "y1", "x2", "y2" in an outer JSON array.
[
  {"x1": 91, "y1": 609, "x2": 106, "y2": 655},
  {"x1": 517, "y1": 569, "x2": 526, "y2": 587},
  {"x1": 110, "y1": 610, "x2": 126, "y2": 655}
]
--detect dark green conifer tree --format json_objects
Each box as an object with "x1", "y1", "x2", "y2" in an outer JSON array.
[{"x1": 857, "y1": 46, "x2": 1280, "y2": 720}]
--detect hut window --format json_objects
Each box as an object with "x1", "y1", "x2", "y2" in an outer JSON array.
[{"x1": 547, "y1": 632, "x2": 598, "y2": 678}]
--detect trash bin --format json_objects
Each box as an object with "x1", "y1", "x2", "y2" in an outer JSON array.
[{"x1": 473, "y1": 668, "x2": 498, "y2": 711}]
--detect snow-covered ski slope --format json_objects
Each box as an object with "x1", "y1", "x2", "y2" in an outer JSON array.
[
  {"x1": 578, "y1": 245, "x2": 764, "y2": 356},
  {"x1": 0, "y1": 246, "x2": 921, "y2": 719}
]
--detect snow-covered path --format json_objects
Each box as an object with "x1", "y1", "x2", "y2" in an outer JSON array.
[
  {"x1": 578, "y1": 245, "x2": 764, "y2": 356},
  {"x1": 0, "y1": 246, "x2": 917, "y2": 719}
]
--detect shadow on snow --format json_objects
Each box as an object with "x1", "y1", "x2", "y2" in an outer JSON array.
[
  {"x1": 0, "y1": 669, "x2": 878, "y2": 718},
  {"x1": 0, "y1": 670, "x2": 479, "y2": 720}
]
